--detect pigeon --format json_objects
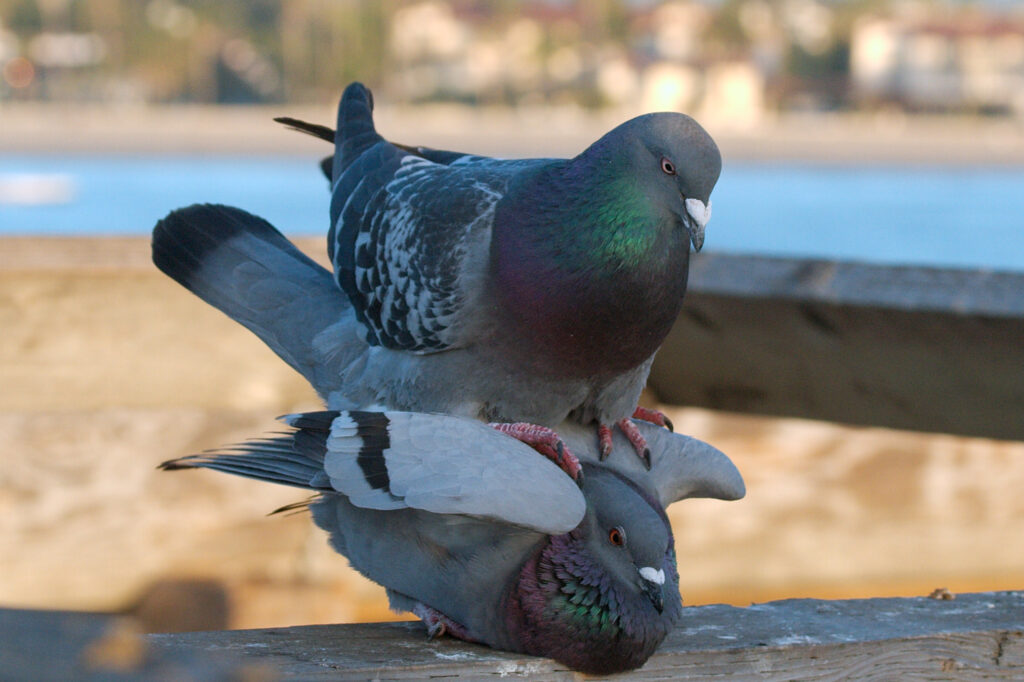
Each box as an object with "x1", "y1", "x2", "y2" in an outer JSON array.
[
  {"x1": 277, "y1": 82, "x2": 722, "y2": 464},
  {"x1": 161, "y1": 410, "x2": 744, "y2": 675}
]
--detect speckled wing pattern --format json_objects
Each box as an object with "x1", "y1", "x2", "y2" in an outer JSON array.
[{"x1": 330, "y1": 147, "x2": 539, "y2": 352}]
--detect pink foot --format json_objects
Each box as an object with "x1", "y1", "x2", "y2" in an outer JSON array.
[
  {"x1": 616, "y1": 418, "x2": 652, "y2": 469},
  {"x1": 598, "y1": 423, "x2": 615, "y2": 460},
  {"x1": 631, "y1": 406, "x2": 674, "y2": 432},
  {"x1": 489, "y1": 422, "x2": 582, "y2": 483},
  {"x1": 598, "y1": 406, "x2": 670, "y2": 469},
  {"x1": 413, "y1": 603, "x2": 478, "y2": 643}
]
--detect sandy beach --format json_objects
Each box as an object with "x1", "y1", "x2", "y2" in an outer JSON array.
[{"x1": 2, "y1": 235, "x2": 1023, "y2": 632}]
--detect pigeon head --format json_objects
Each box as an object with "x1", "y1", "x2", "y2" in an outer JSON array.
[
  {"x1": 583, "y1": 465, "x2": 677, "y2": 615},
  {"x1": 584, "y1": 112, "x2": 721, "y2": 253},
  {"x1": 589, "y1": 462, "x2": 675, "y2": 606},
  {"x1": 506, "y1": 465, "x2": 683, "y2": 675}
]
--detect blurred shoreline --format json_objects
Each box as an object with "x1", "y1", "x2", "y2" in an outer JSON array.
[{"x1": 3, "y1": 103, "x2": 1024, "y2": 165}]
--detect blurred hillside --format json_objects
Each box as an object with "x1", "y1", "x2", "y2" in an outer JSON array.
[{"x1": 2, "y1": 0, "x2": 1024, "y2": 121}]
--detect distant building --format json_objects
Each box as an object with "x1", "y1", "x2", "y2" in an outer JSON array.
[
  {"x1": 852, "y1": 14, "x2": 1024, "y2": 114},
  {"x1": 384, "y1": 0, "x2": 767, "y2": 123}
]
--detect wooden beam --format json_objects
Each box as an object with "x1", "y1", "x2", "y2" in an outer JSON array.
[
  {"x1": 146, "y1": 591, "x2": 1024, "y2": 678},
  {"x1": 650, "y1": 254, "x2": 1024, "y2": 440},
  {"x1": 4, "y1": 592, "x2": 1022, "y2": 679}
]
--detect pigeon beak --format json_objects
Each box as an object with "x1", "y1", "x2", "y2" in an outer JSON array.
[
  {"x1": 684, "y1": 198, "x2": 710, "y2": 252},
  {"x1": 638, "y1": 566, "x2": 666, "y2": 613}
]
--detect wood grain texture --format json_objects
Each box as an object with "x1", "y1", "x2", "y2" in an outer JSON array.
[
  {"x1": 651, "y1": 254, "x2": 1024, "y2": 441},
  {"x1": 144, "y1": 591, "x2": 1024, "y2": 679}
]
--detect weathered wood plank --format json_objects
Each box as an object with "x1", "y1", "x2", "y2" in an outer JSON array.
[
  {"x1": 651, "y1": 254, "x2": 1024, "y2": 440},
  {"x1": 146, "y1": 591, "x2": 1024, "y2": 679},
  {"x1": 0, "y1": 608, "x2": 245, "y2": 681},
  {"x1": 9, "y1": 238, "x2": 1021, "y2": 440},
  {"x1": 8, "y1": 592, "x2": 1019, "y2": 680}
]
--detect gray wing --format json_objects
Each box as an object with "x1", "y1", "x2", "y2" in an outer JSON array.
[
  {"x1": 304, "y1": 410, "x2": 586, "y2": 534},
  {"x1": 554, "y1": 420, "x2": 746, "y2": 508},
  {"x1": 643, "y1": 425, "x2": 746, "y2": 506},
  {"x1": 164, "y1": 410, "x2": 586, "y2": 535},
  {"x1": 151, "y1": 204, "x2": 353, "y2": 398}
]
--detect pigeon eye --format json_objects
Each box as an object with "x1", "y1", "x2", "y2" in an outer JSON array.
[
  {"x1": 660, "y1": 157, "x2": 676, "y2": 175},
  {"x1": 608, "y1": 526, "x2": 626, "y2": 547}
]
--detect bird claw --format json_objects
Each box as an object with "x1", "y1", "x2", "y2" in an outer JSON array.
[
  {"x1": 617, "y1": 418, "x2": 652, "y2": 469},
  {"x1": 597, "y1": 424, "x2": 614, "y2": 461},
  {"x1": 413, "y1": 603, "x2": 476, "y2": 642},
  {"x1": 598, "y1": 419, "x2": 653, "y2": 469},
  {"x1": 632, "y1": 406, "x2": 673, "y2": 432},
  {"x1": 489, "y1": 422, "x2": 583, "y2": 484},
  {"x1": 597, "y1": 407, "x2": 669, "y2": 468}
]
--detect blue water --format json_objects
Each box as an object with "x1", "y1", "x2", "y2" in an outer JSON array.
[
  {"x1": 0, "y1": 155, "x2": 329, "y2": 239},
  {"x1": 1, "y1": 155, "x2": 1022, "y2": 272}
]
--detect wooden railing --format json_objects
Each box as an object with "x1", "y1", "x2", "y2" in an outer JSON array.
[
  {"x1": 4, "y1": 591, "x2": 1022, "y2": 679},
  {"x1": 652, "y1": 253, "x2": 1024, "y2": 441},
  {"x1": 4, "y1": 247, "x2": 1021, "y2": 679}
]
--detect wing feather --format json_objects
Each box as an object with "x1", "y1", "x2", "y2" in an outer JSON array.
[
  {"x1": 330, "y1": 141, "x2": 547, "y2": 352},
  {"x1": 317, "y1": 411, "x2": 586, "y2": 534}
]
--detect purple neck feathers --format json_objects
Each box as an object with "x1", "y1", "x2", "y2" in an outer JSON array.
[
  {"x1": 503, "y1": 531, "x2": 673, "y2": 676},
  {"x1": 490, "y1": 164, "x2": 691, "y2": 377}
]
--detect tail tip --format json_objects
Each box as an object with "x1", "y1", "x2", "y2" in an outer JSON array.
[
  {"x1": 158, "y1": 458, "x2": 192, "y2": 471},
  {"x1": 343, "y1": 82, "x2": 373, "y2": 112}
]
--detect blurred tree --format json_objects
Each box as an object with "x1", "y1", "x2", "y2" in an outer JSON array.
[
  {"x1": 784, "y1": 40, "x2": 850, "y2": 108},
  {"x1": 1, "y1": 0, "x2": 1011, "y2": 113},
  {"x1": 280, "y1": 0, "x2": 391, "y2": 100},
  {"x1": 3, "y1": 0, "x2": 43, "y2": 33},
  {"x1": 705, "y1": 0, "x2": 751, "y2": 56}
]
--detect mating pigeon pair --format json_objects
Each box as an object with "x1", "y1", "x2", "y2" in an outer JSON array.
[
  {"x1": 152, "y1": 83, "x2": 732, "y2": 673},
  {"x1": 151, "y1": 206, "x2": 743, "y2": 674},
  {"x1": 275, "y1": 82, "x2": 722, "y2": 466}
]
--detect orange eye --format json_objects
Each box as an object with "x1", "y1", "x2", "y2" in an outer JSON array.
[
  {"x1": 660, "y1": 157, "x2": 676, "y2": 175},
  {"x1": 608, "y1": 526, "x2": 626, "y2": 546}
]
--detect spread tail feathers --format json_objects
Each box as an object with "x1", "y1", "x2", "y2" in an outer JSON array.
[
  {"x1": 151, "y1": 203, "x2": 349, "y2": 396},
  {"x1": 159, "y1": 411, "x2": 337, "y2": 491},
  {"x1": 159, "y1": 436, "x2": 330, "y2": 491}
]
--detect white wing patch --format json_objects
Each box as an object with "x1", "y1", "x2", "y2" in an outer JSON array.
[{"x1": 321, "y1": 411, "x2": 586, "y2": 534}]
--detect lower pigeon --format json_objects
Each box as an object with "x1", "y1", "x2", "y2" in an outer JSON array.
[{"x1": 162, "y1": 410, "x2": 743, "y2": 675}]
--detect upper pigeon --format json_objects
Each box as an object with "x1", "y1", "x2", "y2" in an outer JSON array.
[
  {"x1": 161, "y1": 410, "x2": 744, "y2": 675},
  {"x1": 285, "y1": 83, "x2": 722, "y2": 462}
]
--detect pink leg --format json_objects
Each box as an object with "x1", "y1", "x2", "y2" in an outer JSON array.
[
  {"x1": 489, "y1": 422, "x2": 582, "y2": 483},
  {"x1": 597, "y1": 423, "x2": 615, "y2": 461},
  {"x1": 631, "y1": 406, "x2": 674, "y2": 432},
  {"x1": 413, "y1": 603, "x2": 478, "y2": 643},
  {"x1": 616, "y1": 418, "x2": 652, "y2": 469}
]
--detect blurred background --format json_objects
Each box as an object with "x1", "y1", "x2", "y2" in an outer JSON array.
[
  {"x1": 2, "y1": 0, "x2": 1023, "y2": 634},
  {"x1": 3, "y1": 0, "x2": 1024, "y2": 114}
]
